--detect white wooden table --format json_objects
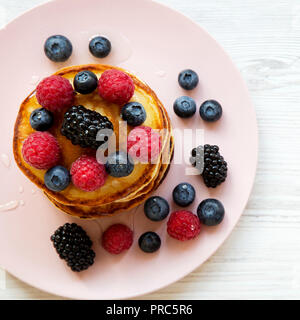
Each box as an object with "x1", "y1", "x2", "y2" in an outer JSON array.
[{"x1": 1, "y1": 0, "x2": 300, "y2": 300}]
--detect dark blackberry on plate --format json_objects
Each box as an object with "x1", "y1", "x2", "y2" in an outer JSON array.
[
  {"x1": 178, "y1": 69, "x2": 199, "y2": 90},
  {"x1": 121, "y1": 102, "x2": 146, "y2": 126},
  {"x1": 144, "y1": 196, "x2": 170, "y2": 221},
  {"x1": 197, "y1": 199, "x2": 225, "y2": 226},
  {"x1": 200, "y1": 100, "x2": 222, "y2": 122},
  {"x1": 105, "y1": 151, "x2": 134, "y2": 177},
  {"x1": 89, "y1": 36, "x2": 111, "y2": 58},
  {"x1": 61, "y1": 105, "x2": 113, "y2": 149},
  {"x1": 190, "y1": 144, "x2": 227, "y2": 188},
  {"x1": 44, "y1": 35, "x2": 73, "y2": 62},
  {"x1": 30, "y1": 108, "x2": 54, "y2": 131},
  {"x1": 50, "y1": 223, "x2": 95, "y2": 272},
  {"x1": 172, "y1": 183, "x2": 195, "y2": 207},
  {"x1": 173, "y1": 96, "x2": 196, "y2": 118},
  {"x1": 139, "y1": 232, "x2": 161, "y2": 253},
  {"x1": 73, "y1": 70, "x2": 98, "y2": 94}
]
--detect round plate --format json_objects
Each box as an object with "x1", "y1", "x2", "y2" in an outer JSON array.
[{"x1": 0, "y1": 0, "x2": 258, "y2": 299}]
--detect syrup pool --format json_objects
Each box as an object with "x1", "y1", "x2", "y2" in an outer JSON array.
[
  {"x1": 82, "y1": 30, "x2": 133, "y2": 65},
  {"x1": 0, "y1": 200, "x2": 19, "y2": 212},
  {"x1": 30, "y1": 75, "x2": 40, "y2": 85},
  {"x1": 155, "y1": 70, "x2": 167, "y2": 78},
  {"x1": 0, "y1": 153, "x2": 10, "y2": 168}
]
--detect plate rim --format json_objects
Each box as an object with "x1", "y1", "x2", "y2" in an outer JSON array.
[{"x1": 0, "y1": 0, "x2": 258, "y2": 300}]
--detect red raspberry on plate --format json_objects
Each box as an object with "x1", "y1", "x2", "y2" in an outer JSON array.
[
  {"x1": 70, "y1": 155, "x2": 107, "y2": 192},
  {"x1": 127, "y1": 126, "x2": 162, "y2": 163},
  {"x1": 98, "y1": 69, "x2": 135, "y2": 105},
  {"x1": 22, "y1": 132, "x2": 61, "y2": 170},
  {"x1": 167, "y1": 210, "x2": 201, "y2": 241},
  {"x1": 36, "y1": 75, "x2": 74, "y2": 112},
  {"x1": 102, "y1": 224, "x2": 133, "y2": 254}
]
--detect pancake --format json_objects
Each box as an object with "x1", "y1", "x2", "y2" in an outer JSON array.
[
  {"x1": 46, "y1": 136, "x2": 174, "y2": 219},
  {"x1": 44, "y1": 75, "x2": 172, "y2": 209},
  {"x1": 44, "y1": 94, "x2": 173, "y2": 218},
  {"x1": 13, "y1": 64, "x2": 171, "y2": 207},
  {"x1": 46, "y1": 102, "x2": 171, "y2": 204}
]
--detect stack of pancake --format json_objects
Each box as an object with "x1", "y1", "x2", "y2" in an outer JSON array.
[{"x1": 13, "y1": 64, "x2": 173, "y2": 219}]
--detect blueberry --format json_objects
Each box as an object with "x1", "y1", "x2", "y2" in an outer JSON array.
[
  {"x1": 139, "y1": 232, "x2": 161, "y2": 253},
  {"x1": 73, "y1": 70, "x2": 98, "y2": 94},
  {"x1": 44, "y1": 35, "x2": 72, "y2": 62},
  {"x1": 30, "y1": 108, "x2": 54, "y2": 131},
  {"x1": 172, "y1": 183, "x2": 195, "y2": 207},
  {"x1": 121, "y1": 102, "x2": 146, "y2": 126},
  {"x1": 178, "y1": 69, "x2": 199, "y2": 90},
  {"x1": 44, "y1": 166, "x2": 70, "y2": 192},
  {"x1": 173, "y1": 96, "x2": 196, "y2": 118},
  {"x1": 197, "y1": 199, "x2": 225, "y2": 226},
  {"x1": 89, "y1": 36, "x2": 111, "y2": 58},
  {"x1": 144, "y1": 196, "x2": 170, "y2": 221},
  {"x1": 105, "y1": 151, "x2": 134, "y2": 177},
  {"x1": 199, "y1": 100, "x2": 222, "y2": 122}
]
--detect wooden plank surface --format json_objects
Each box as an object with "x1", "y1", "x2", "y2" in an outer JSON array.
[{"x1": 0, "y1": 0, "x2": 299, "y2": 300}]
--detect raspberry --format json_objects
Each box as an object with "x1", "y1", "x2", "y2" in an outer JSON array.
[
  {"x1": 167, "y1": 211, "x2": 201, "y2": 241},
  {"x1": 22, "y1": 132, "x2": 61, "y2": 170},
  {"x1": 98, "y1": 69, "x2": 134, "y2": 105},
  {"x1": 127, "y1": 126, "x2": 162, "y2": 163},
  {"x1": 36, "y1": 75, "x2": 74, "y2": 112},
  {"x1": 70, "y1": 155, "x2": 107, "y2": 192},
  {"x1": 102, "y1": 224, "x2": 133, "y2": 254}
]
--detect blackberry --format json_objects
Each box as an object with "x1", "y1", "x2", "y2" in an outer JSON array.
[
  {"x1": 61, "y1": 105, "x2": 113, "y2": 149},
  {"x1": 50, "y1": 223, "x2": 95, "y2": 272},
  {"x1": 190, "y1": 144, "x2": 227, "y2": 188}
]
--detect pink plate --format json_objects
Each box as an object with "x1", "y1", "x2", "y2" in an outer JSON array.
[{"x1": 0, "y1": 0, "x2": 258, "y2": 299}]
